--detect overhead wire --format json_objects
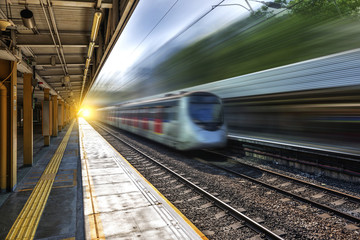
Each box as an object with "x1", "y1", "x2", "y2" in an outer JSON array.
[
  {"x1": 108, "y1": 0, "x2": 181, "y2": 92},
  {"x1": 128, "y1": 0, "x2": 226, "y2": 69},
  {"x1": 131, "y1": 0, "x2": 180, "y2": 55},
  {"x1": 113, "y1": 0, "x2": 226, "y2": 91}
]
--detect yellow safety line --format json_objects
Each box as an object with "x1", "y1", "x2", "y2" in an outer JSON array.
[
  {"x1": 6, "y1": 120, "x2": 75, "y2": 240},
  {"x1": 129, "y1": 165, "x2": 209, "y2": 240}
]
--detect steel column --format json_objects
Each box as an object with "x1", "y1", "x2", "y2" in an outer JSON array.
[
  {"x1": 51, "y1": 95, "x2": 58, "y2": 137},
  {"x1": 58, "y1": 100, "x2": 63, "y2": 132},
  {"x1": 61, "y1": 101, "x2": 64, "y2": 127},
  {"x1": 64, "y1": 103, "x2": 68, "y2": 125},
  {"x1": 0, "y1": 84, "x2": 7, "y2": 191},
  {"x1": 23, "y1": 73, "x2": 33, "y2": 166},
  {"x1": 42, "y1": 88, "x2": 51, "y2": 145},
  {"x1": 0, "y1": 60, "x2": 17, "y2": 191}
]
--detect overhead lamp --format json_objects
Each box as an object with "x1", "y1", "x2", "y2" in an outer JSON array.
[
  {"x1": 50, "y1": 56, "x2": 56, "y2": 66},
  {"x1": 87, "y1": 42, "x2": 95, "y2": 58},
  {"x1": 64, "y1": 75, "x2": 71, "y2": 83},
  {"x1": 21, "y1": 8, "x2": 37, "y2": 29},
  {"x1": 90, "y1": 11, "x2": 102, "y2": 42},
  {"x1": 85, "y1": 58, "x2": 91, "y2": 69}
]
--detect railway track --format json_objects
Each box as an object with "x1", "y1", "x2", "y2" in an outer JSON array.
[
  {"x1": 191, "y1": 150, "x2": 360, "y2": 224},
  {"x1": 91, "y1": 121, "x2": 285, "y2": 240}
]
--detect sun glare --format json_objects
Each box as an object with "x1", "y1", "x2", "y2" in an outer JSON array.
[{"x1": 79, "y1": 108, "x2": 91, "y2": 118}]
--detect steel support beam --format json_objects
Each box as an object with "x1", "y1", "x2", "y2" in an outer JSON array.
[
  {"x1": 37, "y1": 63, "x2": 85, "y2": 67},
  {"x1": 61, "y1": 101, "x2": 65, "y2": 127},
  {"x1": 63, "y1": 103, "x2": 67, "y2": 125},
  {"x1": 51, "y1": 95, "x2": 58, "y2": 137},
  {"x1": 0, "y1": 60, "x2": 17, "y2": 191},
  {"x1": 42, "y1": 88, "x2": 52, "y2": 146},
  {"x1": 23, "y1": 73, "x2": 33, "y2": 166},
  {"x1": 0, "y1": 83, "x2": 7, "y2": 192},
  {"x1": 17, "y1": 0, "x2": 113, "y2": 8},
  {"x1": 17, "y1": 44, "x2": 89, "y2": 48},
  {"x1": 58, "y1": 100, "x2": 63, "y2": 132}
]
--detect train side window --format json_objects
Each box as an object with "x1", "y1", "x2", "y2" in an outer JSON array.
[
  {"x1": 169, "y1": 106, "x2": 178, "y2": 121},
  {"x1": 145, "y1": 108, "x2": 150, "y2": 119},
  {"x1": 156, "y1": 107, "x2": 163, "y2": 120}
]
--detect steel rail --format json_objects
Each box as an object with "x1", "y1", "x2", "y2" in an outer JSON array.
[
  {"x1": 92, "y1": 121, "x2": 284, "y2": 240},
  {"x1": 207, "y1": 150, "x2": 360, "y2": 203},
  {"x1": 202, "y1": 151, "x2": 360, "y2": 223}
]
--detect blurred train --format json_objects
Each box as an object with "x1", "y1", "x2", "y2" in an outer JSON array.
[
  {"x1": 179, "y1": 49, "x2": 360, "y2": 155},
  {"x1": 97, "y1": 91, "x2": 227, "y2": 150}
]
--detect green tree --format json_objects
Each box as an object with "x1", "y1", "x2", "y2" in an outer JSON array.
[{"x1": 289, "y1": 0, "x2": 360, "y2": 19}]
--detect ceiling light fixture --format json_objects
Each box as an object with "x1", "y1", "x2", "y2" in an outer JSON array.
[
  {"x1": 50, "y1": 56, "x2": 56, "y2": 66},
  {"x1": 64, "y1": 75, "x2": 70, "y2": 83},
  {"x1": 90, "y1": 11, "x2": 102, "y2": 42},
  {"x1": 80, "y1": 10, "x2": 102, "y2": 103},
  {"x1": 21, "y1": 8, "x2": 37, "y2": 29},
  {"x1": 87, "y1": 42, "x2": 95, "y2": 58}
]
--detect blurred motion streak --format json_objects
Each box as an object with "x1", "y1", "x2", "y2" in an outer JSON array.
[
  {"x1": 85, "y1": 0, "x2": 360, "y2": 106},
  {"x1": 84, "y1": 0, "x2": 360, "y2": 154}
]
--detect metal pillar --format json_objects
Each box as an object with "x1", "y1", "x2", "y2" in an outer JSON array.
[
  {"x1": 0, "y1": 84, "x2": 7, "y2": 191},
  {"x1": 61, "y1": 101, "x2": 64, "y2": 128},
  {"x1": 51, "y1": 95, "x2": 58, "y2": 137},
  {"x1": 64, "y1": 103, "x2": 67, "y2": 125},
  {"x1": 23, "y1": 73, "x2": 33, "y2": 166},
  {"x1": 0, "y1": 60, "x2": 17, "y2": 191},
  {"x1": 58, "y1": 100, "x2": 63, "y2": 132},
  {"x1": 42, "y1": 88, "x2": 52, "y2": 146}
]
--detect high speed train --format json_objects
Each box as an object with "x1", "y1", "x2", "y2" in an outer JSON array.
[
  {"x1": 97, "y1": 91, "x2": 227, "y2": 150},
  {"x1": 176, "y1": 49, "x2": 360, "y2": 155}
]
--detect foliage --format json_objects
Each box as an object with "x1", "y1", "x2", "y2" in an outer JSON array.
[{"x1": 289, "y1": 0, "x2": 360, "y2": 19}]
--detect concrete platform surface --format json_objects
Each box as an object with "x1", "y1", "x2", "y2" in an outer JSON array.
[{"x1": 79, "y1": 118, "x2": 205, "y2": 240}]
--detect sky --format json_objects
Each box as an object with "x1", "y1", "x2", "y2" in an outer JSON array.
[{"x1": 84, "y1": 0, "x2": 268, "y2": 106}]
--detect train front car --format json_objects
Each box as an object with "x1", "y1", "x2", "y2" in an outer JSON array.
[{"x1": 178, "y1": 92, "x2": 227, "y2": 150}]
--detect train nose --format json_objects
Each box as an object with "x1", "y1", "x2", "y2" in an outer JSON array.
[{"x1": 196, "y1": 129, "x2": 227, "y2": 146}]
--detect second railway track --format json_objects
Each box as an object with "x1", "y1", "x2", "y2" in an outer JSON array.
[{"x1": 191, "y1": 150, "x2": 360, "y2": 223}]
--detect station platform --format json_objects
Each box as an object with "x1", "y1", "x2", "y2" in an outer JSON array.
[{"x1": 0, "y1": 118, "x2": 205, "y2": 240}]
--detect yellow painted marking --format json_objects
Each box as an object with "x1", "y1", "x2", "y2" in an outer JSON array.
[
  {"x1": 18, "y1": 170, "x2": 77, "y2": 192},
  {"x1": 79, "y1": 123, "x2": 105, "y2": 240},
  {"x1": 95, "y1": 124, "x2": 208, "y2": 240},
  {"x1": 6, "y1": 120, "x2": 75, "y2": 240},
  {"x1": 130, "y1": 166, "x2": 209, "y2": 240}
]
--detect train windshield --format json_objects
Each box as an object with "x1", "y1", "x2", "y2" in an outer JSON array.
[{"x1": 188, "y1": 94, "x2": 223, "y2": 131}]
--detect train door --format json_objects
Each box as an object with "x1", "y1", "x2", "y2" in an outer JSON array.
[
  {"x1": 166, "y1": 105, "x2": 179, "y2": 138},
  {"x1": 154, "y1": 107, "x2": 163, "y2": 134},
  {"x1": 142, "y1": 108, "x2": 149, "y2": 130}
]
